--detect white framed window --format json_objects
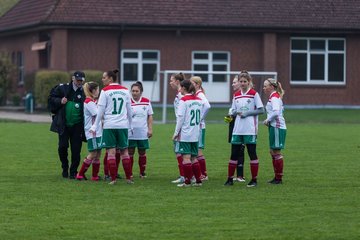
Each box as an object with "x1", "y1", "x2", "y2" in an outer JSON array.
[
  {"x1": 121, "y1": 50, "x2": 160, "y2": 81},
  {"x1": 192, "y1": 51, "x2": 230, "y2": 82},
  {"x1": 290, "y1": 37, "x2": 346, "y2": 85}
]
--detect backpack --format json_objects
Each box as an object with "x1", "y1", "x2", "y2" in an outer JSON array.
[{"x1": 48, "y1": 84, "x2": 66, "y2": 114}]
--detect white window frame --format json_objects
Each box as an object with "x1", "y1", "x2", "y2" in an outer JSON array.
[
  {"x1": 290, "y1": 37, "x2": 346, "y2": 85},
  {"x1": 121, "y1": 50, "x2": 160, "y2": 82},
  {"x1": 191, "y1": 51, "x2": 230, "y2": 82}
]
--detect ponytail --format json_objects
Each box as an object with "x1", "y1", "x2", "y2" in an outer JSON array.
[{"x1": 266, "y1": 78, "x2": 285, "y2": 98}]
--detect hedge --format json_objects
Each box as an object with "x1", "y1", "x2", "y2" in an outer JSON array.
[
  {"x1": 34, "y1": 70, "x2": 104, "y2": 109},
  {"x1": 34, "y1": 70, "x2": 69, "y2": 108}
]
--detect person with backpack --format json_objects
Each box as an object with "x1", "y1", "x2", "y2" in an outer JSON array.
[{"x1": 49, "y1": 71, "x2": 86, "y2": 179}]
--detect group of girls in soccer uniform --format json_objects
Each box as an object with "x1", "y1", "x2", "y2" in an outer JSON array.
[
  {"x1": 76, "y1": 69, "x2": 153, "y2": 185},
  {"x1": 74, "y1": 69, "x2": 286, "y2": 187},
  {"x1": 224, "y1": 71, "x2": 286, "y2": 187}
]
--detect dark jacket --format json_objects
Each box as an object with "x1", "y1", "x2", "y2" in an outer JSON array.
[{"x1": 49, "y1": 82, "x2": 85, "y2": 136}]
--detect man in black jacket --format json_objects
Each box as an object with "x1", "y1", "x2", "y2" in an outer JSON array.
[{"x1": 50, "y1": 71, "x2": 86, "y2": 179}]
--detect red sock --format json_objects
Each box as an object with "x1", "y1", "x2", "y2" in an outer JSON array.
[
  {"x1": 103, "y1": 152, "x2": 109, "y2": 176},
  {"x1": 108, "y1": 155, "x2": 117, "y2": 181},
  {"x1": 78, "y1": 158, "x2": 92, "y2": 176},
  {"x1": 182, "y1": 162, "x2": 193, "y2": 184},
  {"x1": 116, "y1": 151, "x2": 121, "y2": 170},
  {"x1": 92, "y1": 159, "x2": 100, "y2": 178},
  {"x1": 250, "y1": 159, "x2": 259, "y2": 180},
  {"x1": 130, "y1": 155, "x2": 134, "y2": 170},
  {"x1": 176, "y1": 154, "x2": 184, "y2": 177},
  {"x1": 122, "y1": 156, "x2": 132, "y2": 180},
  {"x1": 228, "y1": 160, "x2": 237, "y2": 178},
  {"x1": 272, "y1": 154, "x2": 284, "y2": 180},
  {"x1": 192, "y1": 161, "x2": 202, "y2": 183},
  {"x1": 139, "y1": 154, "x2": 147, "y2": 175},
  {"x1": 197, "y1": 155, "x2": 207, "y2": 176}
]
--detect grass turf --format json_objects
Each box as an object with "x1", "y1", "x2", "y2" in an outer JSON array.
[{"x1": 0, "y1": 110, "x2": 359, "y2": 239}]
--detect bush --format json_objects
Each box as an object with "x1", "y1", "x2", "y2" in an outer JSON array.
[{"x1": 34, "y1": 70, "x2": 70, "y2": 108}]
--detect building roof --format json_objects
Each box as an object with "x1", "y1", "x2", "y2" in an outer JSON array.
[{"x1": 1, "y1": 0, "x2": 360, "y2": 34}]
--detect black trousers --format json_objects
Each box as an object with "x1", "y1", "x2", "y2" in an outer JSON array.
[{"x1": 58, "y1": 123, "x2": 83, "y2": 177}]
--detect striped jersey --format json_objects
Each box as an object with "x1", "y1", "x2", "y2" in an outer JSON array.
[
  {"x1": 97, "y1": 83, "x2": 132, "y2": 129},
  {"x1": 266, "y1": 91, "x2": 286, "y2": 129},
  {"x1": 232, "y1": 88, "x2": 264, "y2": 135},
  {"x1": 84, "y1": 98, "x2": 102, "y2": 140},
  {"x1": 129, "y1": 97, "x2": 154, "y2": 140},
  {"x1": 173, "y1": 91, "x2": 183, "y2": 119},
  {"x1": 195, "y1": 90, "x2": 211, "y2": 129},
  {"x1": 174, "y1": 94, "x2": 203, "y2": 142}
]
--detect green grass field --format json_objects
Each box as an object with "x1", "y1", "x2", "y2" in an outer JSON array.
[{"x1": 1, "y1": 110, "x2": 360, "y2": 239}]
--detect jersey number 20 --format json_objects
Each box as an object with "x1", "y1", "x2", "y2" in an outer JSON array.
[{"x1": 190, "y1": 109, "x2": 200, "y2": 126}]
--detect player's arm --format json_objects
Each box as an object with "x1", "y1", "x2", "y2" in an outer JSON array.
[
  {"x1": 240, "y1": 107, "x2": 265, "y2": 118},
  {"x1": 173, "y1": 101, "x2": 185, "y2": 140},
  {"x1": 263, "y1": 98, "x2": 281, "y2": 125},
  {"x1": 147, "y1": 114, "x2": 153, "y2": 138},
  {"x1": 90, "y1": 91, "x2": 105, "y2": 133}
]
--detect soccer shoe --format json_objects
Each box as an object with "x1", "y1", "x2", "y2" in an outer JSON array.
[
  {"x1": 246, "y1": 179, "x2": 257, "y2": 188},
  {"x1": 268, "y1": 178, "x2": 282, "y2": 184},
  {"x1": 191, "y1": 176, "x2": 196, "y2": 183},
  {"x1": 224, "y1": 177, "x2": 234, "y2": 186},
  {"x1": 104, "y1": 175, "x2": 111, "y2": 181},
  {"x1": 91, "y1": 176, "x2": 100, "y2": 181},
  {"x1": 109, "y1": 180, "x2": 117, "y2": 185},
  {"x1": 200, "y1": 175, "x2": 209, "y2": 181},
  {"x1": 171, "y1": 176, "x2": 185, "y2": 184},
  {"x1": 126, "y1": 179, "x2": 135, "y2": 184},
  {"x1": 139, "y1": 173, "x2": 147, "y2": 179},
  {"x1": 116, "y1": 174, "x2": 122, "y2": 179},
  {"x1": 193, "y1": 182, "x2": 202, "y2": 187},
  {"x1": 177, "y1": 183, "x2": 191, "y2": 187},
  {"x1": 234, "y1": 177, "x2": 246, "y2": 182}
]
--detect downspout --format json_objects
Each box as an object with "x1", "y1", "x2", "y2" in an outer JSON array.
[{"x1": 118, "y1": 25, "x2": 124, "y2": 84}]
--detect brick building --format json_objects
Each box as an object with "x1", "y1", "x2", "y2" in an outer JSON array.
[{"x1": 1, "y1": 0, "x2": 360, "y2": 105}]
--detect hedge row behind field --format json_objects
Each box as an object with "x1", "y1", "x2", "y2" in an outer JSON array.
[{"x1": 34, "y1": 70, "x2": 103, "y2": 108}]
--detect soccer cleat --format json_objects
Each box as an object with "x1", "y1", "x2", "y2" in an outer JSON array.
[
  {"x1": 177, "y1": 183, "x2": 191, "y2": 187},
  {"x1": 104, "y1": 175, "x2": 111, "y2": 181},
  {"x1": 200, "y1": 175, "x2": 209, "y2": 181},
  {"x1": 109, "y1": 180, "x2": 117, "y2": 185},
  {"x1": 91, "y1": 176, "x2": 100, "y2": 181},
  {"x1": 116, "y1": 174, "x2": 122, "y2": 179},
  {"x1": 193, "y1": 182, "x2": 202, "y2": 187},
  {"x1": 224, "y1": 177, "x2": 234, "y2": 186},
  {"x1": 171, "y1": 176, "x2": 185, "y2": 184},
  {"x1": 247, "y1": 179, "x2": 257, "y2": 187},
  {"x1": 191, "y1": 176, "x2": 196, "y2": 184},
  {"x1": 234, "y1": 176, "x2": 246, "y2": 182},
  {"x1": 268, "y1": 178, "x2": 282, "y2": 184},
  {"x1": 139, "y1": 173, "x2": 147, "y2": 179},
  {"x1": 126, "y1": 179, "x2": 135, "y2": 184}
]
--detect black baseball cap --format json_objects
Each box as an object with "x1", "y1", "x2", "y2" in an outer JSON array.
[{"x1": 73, "y1": 71, "x2": 85, "y2": 81}]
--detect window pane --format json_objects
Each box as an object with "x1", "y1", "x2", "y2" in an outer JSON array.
[
  {"x1": 194, "y1": 64, "x2": 208, "y2": 82},
  {"x1": 213, "y1": 53, "x2": 228, "y2": 61},
  {"x1": 142, "y1": 52, "x2": 158, "y2": 60},
  {"x1": 124, "y1": 63, "x2": 138, "y2": 81},
  {"x1": 329, "y1": 40, "x2": 344, "y2": 51},
  {"x1": 143, "y1": 64, "x2": 157, "y2": 81},
  {"x1": 328, "y1": 54, "x2": 344, "y2": 82},
  {"x1": 124, "y1": 52, "x2": 138, "y2": 58},
  {"x1": 194, "y1": 64, "x2": 208, "y2": 71},
  {"x1": 291, "y1": 53, "x2": 307, "y2": 81},
  {"x1": 310, "y1": 40, "x2": 325, "y2": 50},
  {"x1": 292, "y1": 39, "x2": 307, "y2": 50},
  {"x1": 310, "y1": 54, "x2": 324, "y2": 80},
  {"x1": 194, "y1": 53, "x2": 208, "y2": 60}
]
